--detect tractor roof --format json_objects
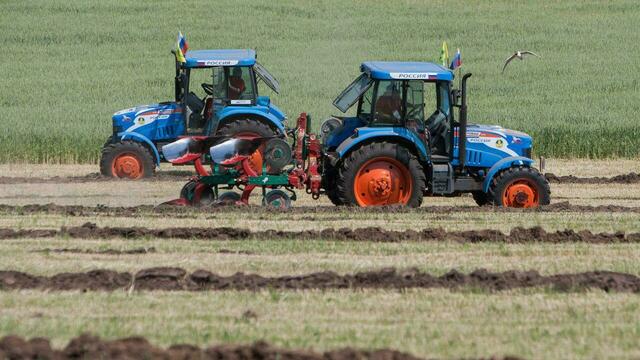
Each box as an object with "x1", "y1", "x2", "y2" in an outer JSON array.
[
  {"x1": 184, "y1": 49, "x2": 256, "y2": 68},
  {"x1": 361, "y1": 61, "x2": 453, "y2": 81}
]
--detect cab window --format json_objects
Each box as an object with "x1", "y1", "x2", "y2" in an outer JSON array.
[
  {"x1": 405, "y1": 80, "x2": 425, "y2": 135},
  {"x1": 212, "y1": 67, "x2": 226, "y2": 100},
  {"x1": 228, "y1": 67, "x2": 255, "y2": 103},
  {"x1": 371, "y1": 80, "x2": 402, "y2": 125},
  {"x1": 357, "y1": 85, "x2": 374, "y2": 121}
]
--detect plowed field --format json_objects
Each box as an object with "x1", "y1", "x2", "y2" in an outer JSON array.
[{"x1": 0, "y1": 160, "x2": 639, "y2": 359}]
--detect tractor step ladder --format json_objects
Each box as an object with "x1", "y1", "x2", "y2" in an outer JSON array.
[{"x1": 431, "y1": 163, "x2": 454, "y2": 194}]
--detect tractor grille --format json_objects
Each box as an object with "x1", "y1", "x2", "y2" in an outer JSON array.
[
  {"x1": 523, "y1": 148, "x2": 532, "y2": 159},
  {"x1": 466, "y1": 150, "x2": 482, "y2": 166}
]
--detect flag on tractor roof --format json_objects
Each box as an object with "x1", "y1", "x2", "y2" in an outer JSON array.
[
  {"x1": 440, "y1": 41, "x2": 449, "y2": 68},
  {"x1": 450, "y1": 48, "x2": 462, "y2": 70},
  {"x1": 175, "y1": 32, "x2": 188, "y2": 63}
]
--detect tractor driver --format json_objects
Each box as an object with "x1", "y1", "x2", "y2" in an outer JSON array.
[
  {"x1": 228, "y1": 67, "x2": 246, "y2": 100},
  {"x1": 374, "y1": 82, "x2": 402, "y2": 124},
  {"x1": 426, "y1": 108, "x2": 450, "y2": 155}
]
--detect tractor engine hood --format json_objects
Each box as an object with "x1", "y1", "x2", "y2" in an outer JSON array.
[
  {"x1": 464, "y1": 124, "x2": 533, "y2": 158},
  {"x1": 112, "y1": 102, "x2": 181, "y2": 133}
]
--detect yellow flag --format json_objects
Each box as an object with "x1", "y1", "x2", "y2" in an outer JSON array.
[
  {"x1": 440, "y1": 41, "x2": 449, "y2": 68},
  {"x1": 175, "y1": 33, "x2": 187, "y2": 63},
  {"x1": 175, "y1": 43, "x2": 186, "y2": 63}
]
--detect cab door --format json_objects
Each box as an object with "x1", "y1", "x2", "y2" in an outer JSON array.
[
  {"x1": 202, "y1": 67, "x2": 226, "y2": 135},
  {"x1": 404, "y1": 80, "x2": 427, "y2": 143}
]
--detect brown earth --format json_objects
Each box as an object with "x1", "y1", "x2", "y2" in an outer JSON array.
[
  {"x1": 1, "y1": 266, "x2": 639, "y2": 293},
  {"x1": 0, "y1": 201, "x2": 639, "y2": 219},
  {"x1": 545, "y1": 172, "x2": 640, "y2": 184},
  {"x1": 31, "y1": 247, "x2": 156, "y2": 255},
  {"x1": 0, "y1": 334, "x2": 522, "y2": 360},
  {"x1": 0, "y1": 222, "x2": 637, "y2": 244},
  {"x1": 0, "y1": 171, "x2": 193, "y2": 184}
]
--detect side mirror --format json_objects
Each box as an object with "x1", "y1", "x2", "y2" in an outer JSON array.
[{"x1": 451, "y1": 89, "x2": 462, "y2": 107}]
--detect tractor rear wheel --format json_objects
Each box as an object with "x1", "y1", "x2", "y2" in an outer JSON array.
[
  {"x1": 216, "y1": 119, "x2": 278, "y2": 174},
  {"x1": 336, "y1": 142, "x2": 425, "y2": 207},
  {"x1": 489, "y1": 166, "x2": 550, "y2": 208},
  {"x1": 322, "y1": 164, "x2": 343, "y2": 206},
  {"x1": 100, "y1": 140, "x2": 155, "y2": 179},
  {"x1": 471, "y1": 191, "x2": 490, "y2": 206}
]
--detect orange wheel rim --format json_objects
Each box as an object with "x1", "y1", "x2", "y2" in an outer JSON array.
[
  {"x1": 237, "y1": 132, "x2": 265, "y2": 174},
  {"x1": 502, "y1": 179, "x2": 539, "y2": 208},
  {"x1": 354, "y1": 157, "x2": 412, "y2": 206},
  {"x1": 111, "y1": 154, "x2": 143, "y2": 179}
]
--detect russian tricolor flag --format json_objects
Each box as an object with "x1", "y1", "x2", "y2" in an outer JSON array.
[
  {"x1": 450, "y1": 48, "x2": 462, "y2": 70},
  {"x1": 178, "y1": 32, "x2": 188, "y2": 54},
  {"x1": 175, "y1": 32, "x2": 189, "y2": 63}
]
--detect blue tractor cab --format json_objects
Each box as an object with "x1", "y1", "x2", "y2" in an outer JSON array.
[
  {"x1": 100, "y1": 49, "x2": 285, "y2": 179},
  {"x1": 321, "y1": 61, "x2": 550, "y2": 207}
]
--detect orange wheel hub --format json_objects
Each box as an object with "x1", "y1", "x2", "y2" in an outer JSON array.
[
  {"x1": 111, "y1": 154, "x2": 143, "y2": 179},
  {"x1": 354, "y1": 157, "x2": 412, "y2": 206},
  {"x1": 237, "y1": 132, "x2": 265, "y2": 174},
  {"x1": 502, "y1": 179, "x2": 539, "y2": 208}
]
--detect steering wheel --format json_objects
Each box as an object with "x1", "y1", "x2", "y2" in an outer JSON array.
[
  {"x1": 406, "y1": 104, "x2": 424, "y2": 120},
  {"x1": 201, "y1": 83, "x2": 214, "y2": 96},
  {"x1": 427, "y1": 110, "x2": 447, "y2": 134}
]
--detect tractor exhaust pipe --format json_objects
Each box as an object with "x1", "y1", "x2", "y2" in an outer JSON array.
[
  {"x1": 458, "y1": 73, "x2": 472, "y2": 169},
  {"x1": 171, "y1": 50, "x2": 182, "y2": 102}
]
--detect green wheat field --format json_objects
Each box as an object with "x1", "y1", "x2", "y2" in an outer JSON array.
[{"x1": 1, "y1": 0, "x2": 639, "y2": 163}]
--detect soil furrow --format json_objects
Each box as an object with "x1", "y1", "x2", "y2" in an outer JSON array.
[
  {"x1": 0, "y1": 171, "x2": 193, "y2": 184},
  {"x1": 0, "y1": 223, "x2": 637, "y2": 243},
  {"x1": 0, "y1": 201, "x2": 639, "y2": 218},
  {"x1": 0, "y1": 334, "x2": 520, "y2": 360},
  {"x1": 31, "y1": 247, "x2": 156, "y2": 255},
  {"x1": 1, "y1": 267, "x2": 638, "y2": 293},
  {"x1": 545, "y1": 172, "x2": 640, "y2": 184}
]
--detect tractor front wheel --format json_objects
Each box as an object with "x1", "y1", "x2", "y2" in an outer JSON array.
[
  {"x1": 489, "y1": 166, "x2": 550, "y2": 208},
  {"x1": 100, "y1": 140, "x2": 155, "y2": 179},
  {"x1": 336, "y1": 142, "x2": 425, "y2": 207}
]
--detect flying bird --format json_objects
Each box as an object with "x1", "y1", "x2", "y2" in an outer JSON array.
[{"x1": 502, "y1": 50, "x2": 541, "y2": 73}]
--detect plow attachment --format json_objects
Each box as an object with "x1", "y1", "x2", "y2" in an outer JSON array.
[{"x1": 161, "y1": 113, "x2": 321, "y2": 209}]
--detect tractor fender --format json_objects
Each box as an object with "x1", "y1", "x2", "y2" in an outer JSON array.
[
  {"x1": 482, "y1": 156, "x2": 535, "y2": 192},
  {"x1": 119, "y1": 132, "x2": 161, "y2": 167},
  {"x1": 335, "y1": 127, "x2": 429, "y2": 163},
  {"x1": 217, "y1": 107, "x2": 285, "y2": 134}
]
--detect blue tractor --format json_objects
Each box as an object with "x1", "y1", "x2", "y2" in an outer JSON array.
[
  {"x1": 100, "y1": 49, "x2": 285, "y2": 179},
  {"x1": 321, "y1": 62, "x2": 550, "y2": 207}
]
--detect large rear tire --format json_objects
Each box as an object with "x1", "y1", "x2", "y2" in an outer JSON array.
[
  {"x1": 489, "y1": 166, "x2": 550, "y2": 208},
  {"x1": 472, "y1": 191, "x2": 490, "y2": 206},
  {"x1": 99, "y1": 140, "x2": 155, "y2": 179},
  {"x1": 322, "y1": 163, "x2": 343, "y2": 206},
  {"x1": 216, "y1": 119, "x2": 278, "y2": 174},
  {"x1": 336, "y1": 142, "x2": 425, "y2": 207}
]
